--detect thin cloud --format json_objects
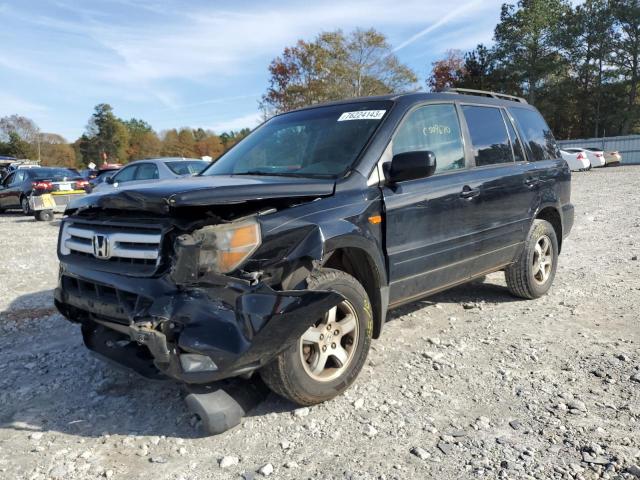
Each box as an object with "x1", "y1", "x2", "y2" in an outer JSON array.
[
  {"x1": 208, "y1": 112, "x2": 263, "y2": 134},
  {"x1": 0, "y1": 0, "x2": 503, "y2": 138},
  {"x1": 393, "y1": 0, "x2": 486, "y2": 52}
]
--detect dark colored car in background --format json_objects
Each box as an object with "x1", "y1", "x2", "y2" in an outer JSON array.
[
  {"x1": 0, "y1": 167, "x2": 86, "y2": 214},
  {"x1": 55, "y1": 89, "x2": 573, "y2": 433},
  {"x1": 84, "y1": 167, "x2": 121, "y2": 193}
]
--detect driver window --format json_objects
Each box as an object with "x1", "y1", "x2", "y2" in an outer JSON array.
[
  {"x1": 392, "y1": 104, "x2": 465, "y2": 174},
  {"x1": 113, "y1": 166, "x2": 137, "y2": 183}
]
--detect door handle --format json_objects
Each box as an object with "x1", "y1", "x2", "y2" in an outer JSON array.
[
  {"x1": 524, "y1": 177, "x2": 540, "y2": 188},
  {"x1": 460, "y1": 186, "x2": 480, "y2": 199}
]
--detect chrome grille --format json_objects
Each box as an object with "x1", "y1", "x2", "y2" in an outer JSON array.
[{"x1": 60, "y1": 221, "x2": 163, "y2": 272}]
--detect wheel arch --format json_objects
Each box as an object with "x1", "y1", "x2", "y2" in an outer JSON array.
[
  {"x1": 535, "y1": 205, "x2": 563, "y2": 253},
  {"x1": 321, "y1": 241, "x2": 388, "y2": 339}
]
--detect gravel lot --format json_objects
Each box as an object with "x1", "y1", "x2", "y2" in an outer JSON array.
[{"x1": 0, "y1": 166, "x2": 639, "y2": 480}]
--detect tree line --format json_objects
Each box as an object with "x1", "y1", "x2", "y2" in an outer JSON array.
[
  {"x1": 0, "y1": 105, "x2": 250, "y2": 168},
  {"x1": 428, "y1": 0, "x2": 640, "y2": 140},
  {"x1": 2, "y1": 0, "x2": 639, "y2": 167}
]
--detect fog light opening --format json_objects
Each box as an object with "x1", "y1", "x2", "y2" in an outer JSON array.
[{"x1": 179, "y1": 353, "x2": 218, "y2": 373}]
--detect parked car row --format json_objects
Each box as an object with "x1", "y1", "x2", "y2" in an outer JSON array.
[
  {"x1": 0, "y1": 157, "x2": 210, "y2": 220},
  {"x1": 560, "y1": 147, "x2": 622, "y2": 171}
]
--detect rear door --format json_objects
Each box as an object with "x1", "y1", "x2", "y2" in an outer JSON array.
[{"x1": 457, "y1": 104, "x2": 534, "y2": 275}]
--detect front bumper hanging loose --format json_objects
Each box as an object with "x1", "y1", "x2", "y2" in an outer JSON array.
[{"x1": 54, "y1": 271, "x2": 343, "y2": 384}]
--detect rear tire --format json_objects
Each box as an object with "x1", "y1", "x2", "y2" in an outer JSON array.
[
  {"x1": 505, "y1": 219, "x2": 558, "y2": 299},
  {"x1": 21, "y1": 196, "x2": 31, "y2": 215},
  {"x1": 260, "y1": 269, "x2": 373, "y2": 406},
  {"x1": 35, "y1": 209, "x2": 54, "y2": 221}
]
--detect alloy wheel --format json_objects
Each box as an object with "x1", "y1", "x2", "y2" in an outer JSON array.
[
  {"x1": 532, "y1": 235, "x2": 553, "y2": 285},
  {"x1": 299, "y1": 300, "x2": 359, "y2": 382}
]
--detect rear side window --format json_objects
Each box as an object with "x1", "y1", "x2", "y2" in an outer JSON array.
[
  {"x1": 392, "y1": 104, "x2": 465, "y2": 174},
  {"x1": 135, "y1": 163, "x2": 159, "y2": 180},
  {"x1": 461, "y1": 105, "x2": 513, "y2": 166},
  {"x1": 503, "y1": 111, "x2": 526, "y2": 162},
  {"x1": 509, "y1": 107, "x2": 559, "y2": 161},
  {"x1": 166, "y1": 161, "x2": 209, "y2": 175}
]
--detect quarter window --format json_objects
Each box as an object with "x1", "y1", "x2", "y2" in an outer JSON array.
[
  {"x1": 392, "y1": 104, "x2": 465, "y2": 174},
  {"x1": 462, "y1": 105, "x2": 513, "y2": 166},
  {"x1": 509, "y1": 107, "x2": 559, "y2": 161}
]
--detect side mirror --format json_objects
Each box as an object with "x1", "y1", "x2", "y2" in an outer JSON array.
[
  {"x1": 386, "y1": 151, "x2": 437, "y2": 183},
  {"x1": 106, "y1": 176, "x2": 115, "y2": 184}
]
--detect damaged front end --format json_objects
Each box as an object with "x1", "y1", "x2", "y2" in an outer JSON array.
[{"x1": 55, "y1": 193, "x2": 339, "y2": 384}]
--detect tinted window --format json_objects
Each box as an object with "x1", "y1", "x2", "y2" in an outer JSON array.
[
  {"x1": 29, "y1": 168, "x2": 80, "y2": 180},
  {"x1": 166, "y1": 160, "x2": 209, "y2": 175},
  {"x1": 135, "y1": 163, "x2": 159, "y2": 180},
  {"x1": 392, "y1": 104, "x2": 465, "y2": 173},
  {"x1": 113, "y1": 166, "x2": 137, "y2": 183},
  {"x1": 503, "y1": 111, "x2": 525, "y2": 162},
  {"x1": 3, "y1": 173, "x2": 15, "y2": 186},
  {"x1": 204, "y1": 101, "x2": 391, "y2": 178},
  {"x1": 509, "y1": 107, "x2": 559, "y2": 161},
  {"x1": 462, "y1": 105, "x2": 513, "y2": 166}
]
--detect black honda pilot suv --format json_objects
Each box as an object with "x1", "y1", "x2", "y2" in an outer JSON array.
[{"x1": 55, "y1": 89, "x2": 574, "y2": 409}]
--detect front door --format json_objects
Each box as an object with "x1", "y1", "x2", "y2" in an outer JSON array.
[{"x1": 382, "y1": 103, "x2": 481, "y2": 305}]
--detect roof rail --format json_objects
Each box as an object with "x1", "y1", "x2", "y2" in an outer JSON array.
[{"x1": 444, "y1": 88, "x2": 528, "y2": 104}]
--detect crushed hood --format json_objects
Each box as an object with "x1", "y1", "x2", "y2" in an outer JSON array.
[{"x1": 68, "y1": 175, "x2": 335, "y2": 214}]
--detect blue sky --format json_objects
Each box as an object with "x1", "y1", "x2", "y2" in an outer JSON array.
[{"x1": 0, "y1": 0, "x2": 503, "y2": 141}]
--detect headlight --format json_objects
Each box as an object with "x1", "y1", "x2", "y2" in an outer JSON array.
[{"x1": 194, "y1": 218, "x2": 261, "y2": 274}]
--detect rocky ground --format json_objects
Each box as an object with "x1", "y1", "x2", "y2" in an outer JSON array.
[{"x1": 0, "y1": 166, "x2": 639, "y2": 480}]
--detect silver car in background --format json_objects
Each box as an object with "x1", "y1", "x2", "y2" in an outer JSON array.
[{"x1": 92, "y1": 157, "x2": 210, "y2": 193}]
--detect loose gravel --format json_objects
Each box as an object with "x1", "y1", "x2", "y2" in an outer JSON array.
[{"x1": 0, "y1": 166, "x2": 639, "y2": 480}]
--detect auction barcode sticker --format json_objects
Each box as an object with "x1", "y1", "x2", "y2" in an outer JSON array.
[{"x1": 337, "y1": 110, "x2": 386, "y2": 121}]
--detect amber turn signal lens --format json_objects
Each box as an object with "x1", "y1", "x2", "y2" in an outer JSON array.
[{"x1": 368, "y1": 214, "x2": 382, "y2": 224}]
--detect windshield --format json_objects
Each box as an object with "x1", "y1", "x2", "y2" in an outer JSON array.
[
  {"x1": 166, "y1": 160, "x2": 209, "y2": 175},
  {"x1": 203, "y1": 101, "x2": 392, "y2": 178},
  {"x1": 30, "y1": 168, "x2": 81, "y2": 180}
]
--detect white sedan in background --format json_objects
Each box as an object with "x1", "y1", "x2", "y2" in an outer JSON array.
[
  {"x1": 560, "y1": 149, "x2": 591, "y2": 171},
  {"x1": 564, "y1": 147, "x2": 606, "y2": 167}
]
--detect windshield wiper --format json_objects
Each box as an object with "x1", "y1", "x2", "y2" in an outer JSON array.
[{"x1": 235, "y1": 170, "x2": 334, "y2": 179}]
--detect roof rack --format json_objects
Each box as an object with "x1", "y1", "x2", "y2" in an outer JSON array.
[{"x1": 444, "y1": 88, "x2": 528, "y2": 104}]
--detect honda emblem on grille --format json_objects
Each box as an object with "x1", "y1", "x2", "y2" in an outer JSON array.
[{"x1": 92, "y1": 234, "x2": 111, "y2": 260}]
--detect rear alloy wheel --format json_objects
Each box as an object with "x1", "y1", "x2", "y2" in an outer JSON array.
[
  {"x1": 505, "y1": 219, "x2": 558, "y2": 299},
  {"x1": 21, "y1": 196, "x2": 31, "y2": 215},
  {"x1": 260, "y1": 269, "x2": 372, "y2": 406}
]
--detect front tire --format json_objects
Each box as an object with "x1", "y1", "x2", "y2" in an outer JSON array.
[
  {"x1": 260, "y1": 269, "x2": 373, "y2": 406},
  {"x1": 505, "y1": 219, "x2": 558, "y2": 299}
]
